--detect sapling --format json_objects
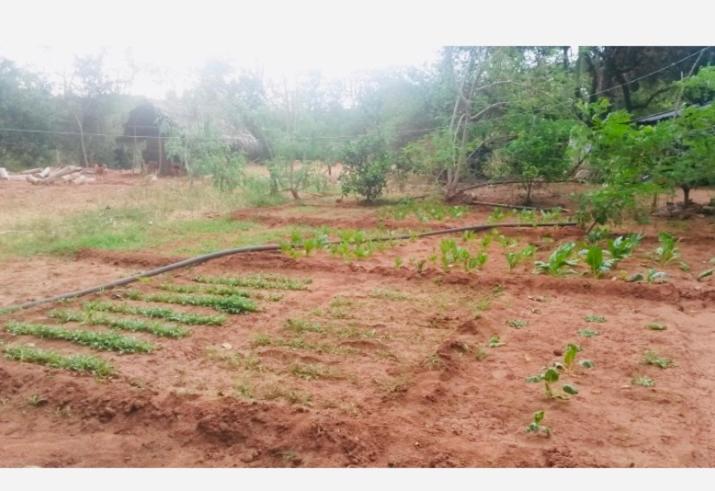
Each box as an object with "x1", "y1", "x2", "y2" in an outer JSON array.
[
  {"x1": 526, "y1": 410, "x2": 551, "y2": 437},
  {"x1": 563, "y1": 343, "x2": 582, "y2": 369}
]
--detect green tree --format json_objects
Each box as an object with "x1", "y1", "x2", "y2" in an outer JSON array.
[{"x1": 340, "y1": 134, "x2": 390, "y2": 202}]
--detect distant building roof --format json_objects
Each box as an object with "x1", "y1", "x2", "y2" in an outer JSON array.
[{"x1": 636, "y1": 102, "x2": 711, "y2": 125}]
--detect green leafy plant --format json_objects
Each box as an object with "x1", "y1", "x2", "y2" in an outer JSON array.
[
  {"x1": 487, "y1": 335, "x2": 505, "y2": 348},
  {"x1": 646, "y1": 269, "x2": 668, "y2": 284},
  {"x1": 563, "y1": 343, "x2": 582, "y2": 369},
  {"x1": 654, "y1": 232, "x2": 680, "y2": 264},
  {"x1": 157, "y1": 283, "x2": 251, "y2": 298},
  {"x1": 644, "y1": 350, "x2": 673, "y2": 368},
  {"x1": 49, "y1": 309, "x2": 189, "y2": 338},
  {"x1": 526, "y1": 410, "x2": 551, "y2": 437},
  {"x1": 632, "y1": 375, "x2": 655, "y2": 387},
  {"x1": 5, "y1": 321, "x2": 153, "y2": 353},
  {"x1": 582, "y1": 245, "x2": 615, "y2": 277},
  {"x1": 607, "y1": 233, "x2": 642, "y2": 261},
  {"x1": 84, "y1": 301, "x2": 225, "y2": 325},
  {"x1": 3, "y1": 344, "x2": 113, "y2": 376},
  {"x1": 193, "y1": 274, "x2": 311, "y2": 291},
  {"x1": 584, "y1": 314, "x2": 606, "y2": 323},
  {"x1": 124, "y1": 290, "x2": 257, "y2": 314},
  {"x1": 506, "y1": 245, "x2": 536, "y2": 272},
  {"x1": 534, "y1": 242, "x2": 578, "y2": 275},
  {"x1": 579, "y1": 359, "x2": 595, "y2": 369}
]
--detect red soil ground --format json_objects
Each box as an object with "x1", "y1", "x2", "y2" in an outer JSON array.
[{"x1": 0, "y1": 182, "x2": 713, "y2": 467}]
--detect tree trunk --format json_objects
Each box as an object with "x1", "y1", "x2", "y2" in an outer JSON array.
[
  {"x1": 525, "y1": 181, "x2": 534, "y2": 205},
  {"x1": 72, "y1": 112, "x2": 89, "y2": 167},
  {"x1": 682, "y1": 185, "x2": 691, "y2": 206}
]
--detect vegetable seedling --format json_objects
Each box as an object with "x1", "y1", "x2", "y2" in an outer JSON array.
[
  {"x1": 632, "y1": 375, "x2": 655, "y2": 387},
  {"x1": 563, "y1": 343, "x2": 582, "y2": 370},
  {"x1": 644, "y1": 350, "x2": 673, "y2": 369},
  {"x1": 526, "y1": 410, "x2": 551, "y2": 437}
]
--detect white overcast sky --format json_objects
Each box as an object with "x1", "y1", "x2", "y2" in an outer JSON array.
[{"x1": 0, "y1": 0, "x2": 711, "y2": 98}]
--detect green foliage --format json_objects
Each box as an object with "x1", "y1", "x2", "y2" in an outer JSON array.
[
  {"x1": 654, "y1": 232, "x2": 680, "y2": 264},
  {"x1": 437, "y1": 238, "x2": 488, "y2": 272},
  {"x1": 506, "y1": 244, "x2": 536, "y2": 272},
  {"x1": 157, "y1": 282, "x2": 251, "y2": 298},
  {"x1": 563, "y1": 343, "x2": 582, "y2": 369},
  {"x1": 584, "y1": 314, "x2": 606, "y2": 323},
  {"x1": 193, "y1": 274, "x2": 311, "y2": 291},
  {"x1": 526, "y1": 410, "x2": 551, "y2": 436},
  {"x1": 645, "y1": 322, "x2": 667, "y2": 331},
  {"x1": 534, "y1": 242, "x2": 578, "y2": 275},
  {"x1": 487, "y1": 335, "x2": 505, "y2": 348},
  {"x1": 49, "y1": 308, "x2": 189, "y2": 338},
  {"x1": 3, "y1": 344, "x2": 113, "y2": 376},
  {"x1": 5, "y1": 321, "x2": 153, "y2": 353},
  {"x1": 582, "y1": 245, "x2": 615, "y2": 277},
  {"x1": 85, "y1": 301, "x2": 225, "y2": 325},
  {"x1": 340, "y1": 135, "x2": 390, "y2": 202},
  {"x1": 643, "y1": 350, "x2": 673, "y2": 369},
  {"x1": 124, "y1": 290, "x2": 257, "y2": 314},
  {"x1": 579, "y1": 359, "x2": 595, "y2": 369},
  {"x1": 578, "y1": 328, "x2": 599, "y2": 338},
  {"x1": 632, "y1": 375, "x2": 655, "y2": 387},
  {"x1": 383, "y1": 199, "x2": 466, "y2": 222},
  {"x1": 607, "y1": 234, "x2": 642, "y2": 261}
]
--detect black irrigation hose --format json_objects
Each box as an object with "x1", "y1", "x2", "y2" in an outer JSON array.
[{"x1": 2, "y1": 221, "x2": 577, "y2": 312}]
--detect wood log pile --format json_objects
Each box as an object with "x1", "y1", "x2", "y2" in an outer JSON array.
[{"x1": 0, "y1": 165, "x2": 102, "y2": 185}]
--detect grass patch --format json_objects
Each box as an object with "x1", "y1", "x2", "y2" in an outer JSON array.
[
  {"x1": 85, "y1": 301, "x2": 225, "y2": 325},
  {"x1": 49, "y1": 309, "x2": 189, "y2": 338},
  {"x1": 289, "y1": 363, "x2": 340, "y2": 380},
  {"x1": 262, "y1": 385, "x2": 312, "y2": 405},
  {"x1": 368, "y1": 288, "x2": 411, "y2": 301},
  {"x1": 250, "y1": 333, "x2": 354, "y2": 355},
  {"x1": 284, "y1": 318, "x2": 325, "y2": 334},
  {"x1": 194, "y1": 274, "x2": 311, "y2": 291},
  {"x1": 3, "y1": 344, "x2": 114, "y2": 376},
  {"x1": 6, "y1": 321, "x2": 153, "y2": 353},
  {"x1": 124, "y1": 290, "x2": 257, "y2": 314}
]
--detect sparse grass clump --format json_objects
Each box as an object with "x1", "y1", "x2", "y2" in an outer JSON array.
[
  {"x1": 194, "y1": 274, "x2": 311, "y2": 291},
  {"x1": 49, "y1": 309, "x2": 189, "y2": 338},
  {"x1": 584, "y1": 314, "x2": 606, "y2": 323},
  {"x1": 124, "y1": 290, "x2": 257, "y2": 314},
  {"x1": 3, "y1": 344, "x2": 114, "y2": 376},
  {"x1": 578, "y1": 328, "x2": 599, "y2": 338},
  {"x1": 284, "y1": 318, "x2": 325, "y2": 334},
  {"x1": 289, "y1": 363, "x2": 339, "y2": 380},
  {"x1": 85, "y1": 301, "x2": 225, "y2": 325},
  {"x1": 368, "y1": 288, "x2": 410, "y2": 301},
  {"x1": 5, "y1": 321, "x2": 153, "y2": 353}
]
